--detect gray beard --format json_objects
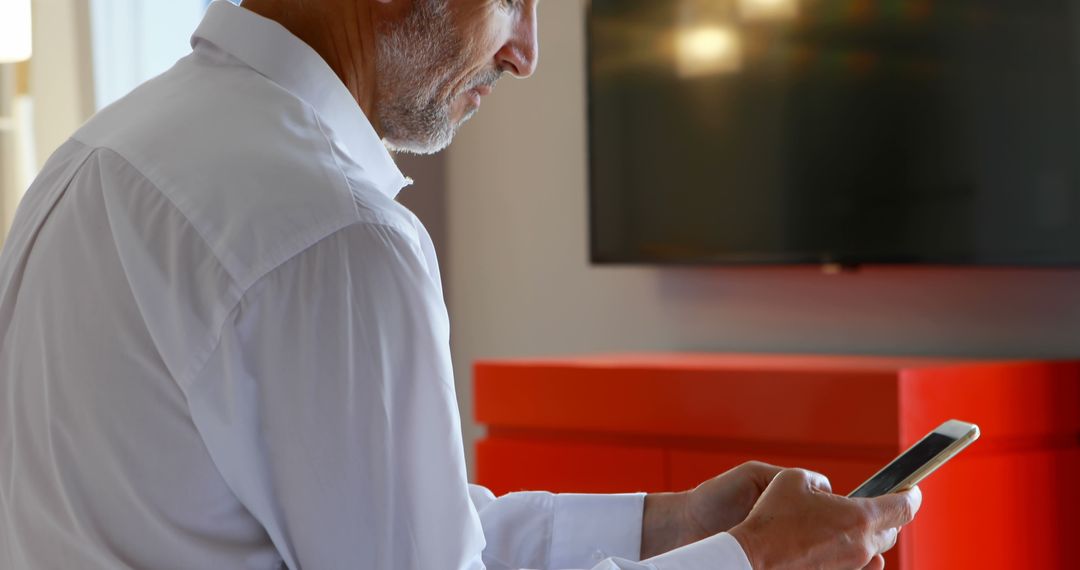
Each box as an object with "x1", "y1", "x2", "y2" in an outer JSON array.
[{"x1": 375, "y1": 0, "x2": 467, "y2": 155}]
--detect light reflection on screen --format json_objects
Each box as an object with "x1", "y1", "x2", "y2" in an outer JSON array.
[{"x1": 850, "y1": 433, "x2": 955, "y2": 498}]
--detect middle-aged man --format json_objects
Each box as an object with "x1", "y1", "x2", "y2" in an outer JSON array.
[{"x1": 0, "y1": 0, "x2": 921, "y2": 568}]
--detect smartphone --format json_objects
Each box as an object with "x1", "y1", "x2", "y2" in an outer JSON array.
[{"x1": 848, "y1": 420, "x2": 980, "y2": 498}]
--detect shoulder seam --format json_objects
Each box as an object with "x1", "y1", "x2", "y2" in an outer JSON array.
[
  {"x1": 179, "y1": 218, "x2": 422, "y2": 390},
  {"x1": 69, "y1": 139, "x2": 419, "y2": 391},
  {"x1": 72, "y1": 139, "x2": 244, "y2": 291}
]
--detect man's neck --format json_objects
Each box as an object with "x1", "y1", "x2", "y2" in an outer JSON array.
[{"x1": 240, "y1": 0, "x2": 385, "y2": 135}]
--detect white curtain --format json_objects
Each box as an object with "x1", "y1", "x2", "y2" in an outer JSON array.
[
  {"x1": 0, "y1": 0, "x2": 210, "y2": 240},
  {"x1": 89, "y1": 0, "x2": 207, "y2": 110}
]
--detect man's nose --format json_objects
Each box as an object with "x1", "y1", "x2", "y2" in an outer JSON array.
[{"x1": 496, "y1": 8, "x2": 539, "y2": 78}]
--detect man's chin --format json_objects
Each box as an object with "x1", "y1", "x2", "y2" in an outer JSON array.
[
  {"x1": 383, "y1": 130, "x2": 455, "y2": 156},
  {"x1": 383, "y1": 115, "x2": 475, "y2": 156}
]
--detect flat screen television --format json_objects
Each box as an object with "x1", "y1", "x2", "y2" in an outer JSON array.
[{"x1": 588, "y1": 0, "x2": 1080, "y2": 266}]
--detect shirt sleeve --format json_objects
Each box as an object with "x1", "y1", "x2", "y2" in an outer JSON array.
[
  {"x1": 469, "y1": 486, "x2": 644, "y2": 568},
  {"x1": 183, "y1": 220, "x2": 753, "y2": 570},
  {"x1": 643, "y1": 534, "x2": 753, "y2": 570},
  {"x1": 470, "y1": 485, "x2": 752, "y2": 570},
  {"x1": 185, "y1": 221, "x2": 485, "y2": 569}
]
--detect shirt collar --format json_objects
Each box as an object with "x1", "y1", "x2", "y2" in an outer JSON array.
[{"x1": 191, "y1": 1, "x2": 410, "y2": 199}]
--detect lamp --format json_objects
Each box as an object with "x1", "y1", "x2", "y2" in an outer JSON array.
[
  {"x1": 676, "y1": 26, "x2": 742, "y2": 78},
  {"x1": 0, "y1": 0, "x2": 34, "y2": 63},
  {"x1": 675, "y1": 0, "x2": 743, "y2": 79}
]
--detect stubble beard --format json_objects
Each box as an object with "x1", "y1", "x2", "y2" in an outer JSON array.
[{"x1": 376, "y1": 0, "x2": 476, "y2": 155}]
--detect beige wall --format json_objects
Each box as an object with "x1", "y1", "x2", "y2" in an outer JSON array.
[
  {"x1": 0, "y1": 1, "x2": 93, "y2": 239},
  {"x1": 0, "y1": 65, "x2": 15, "y2": 231},
  {"x1": 30, "y1": 0, "x2": 95, "y2": 165},
  {"x1": 445, "y1": 0, "x2": 1080, "y2": 473}
]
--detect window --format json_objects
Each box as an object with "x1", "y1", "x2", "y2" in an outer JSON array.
[{"x1": 89, "y1": 0, "x2": 231, "y2": 109}]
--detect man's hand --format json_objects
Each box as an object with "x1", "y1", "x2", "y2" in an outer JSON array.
[
  {"x1": 728, "y1": 469, "x2": 922, "y2": 569},
  {"x1": 640, "y1": 461, "x2": 784, "y2": 558}
]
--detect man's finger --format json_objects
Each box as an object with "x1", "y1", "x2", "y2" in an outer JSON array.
[
  {"x1": 744, "y1": 462, "x2": 785, "y2": 489},
  {"x1": 871, "y1": 527, "x2": 899, "y2": 556},
  {"x1": 862, "y1": 554, "x2": 886, "y2": 570},
  {"x1": 799, "y1": 469, "x2": 833, "y2": 494},
  {"x1": 867, "y1": 487, "x2": 922, "y2": 531},
  {"x1": 751, "y1": 462, "x2": 785, "y2": 479}
]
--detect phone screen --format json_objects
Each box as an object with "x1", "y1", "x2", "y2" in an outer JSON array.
[{"x1": 849, "y1": 433, "x2": 957, "y2": 498}]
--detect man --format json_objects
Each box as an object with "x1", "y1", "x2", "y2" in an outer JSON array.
[{"x1": 0, "y1": 0, "x2": 920, "y2": 568}]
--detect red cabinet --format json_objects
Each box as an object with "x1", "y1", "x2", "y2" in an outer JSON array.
[{"x1": 474, "y1": 354, "x2": 1080, "y2": 569}]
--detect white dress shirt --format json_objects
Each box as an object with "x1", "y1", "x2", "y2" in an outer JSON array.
[{"x1": 0, "y1": 2, "x2": 751, "y2": 569}]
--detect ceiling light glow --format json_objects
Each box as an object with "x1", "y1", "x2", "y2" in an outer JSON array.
[{"x1": 676, "y1": 26, "x2": 742, "y2": 78}]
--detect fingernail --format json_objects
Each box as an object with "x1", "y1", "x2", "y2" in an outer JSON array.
[{"x1": 909, "y1": 486, "x2": 923, "y2": 509}]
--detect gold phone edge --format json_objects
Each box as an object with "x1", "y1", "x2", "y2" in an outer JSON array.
[{"x1": 847, "y1": 424, "x2": 979, "y2": 498}]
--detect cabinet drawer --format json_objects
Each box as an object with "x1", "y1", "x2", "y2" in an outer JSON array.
[{"x1": 476, "y1": 437, "x2": 667, "y2": 496}]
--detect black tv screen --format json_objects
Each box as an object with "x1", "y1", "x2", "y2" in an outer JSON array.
[{"x1": 588, "y1": 0, "x2": 1080, "y2": 266}]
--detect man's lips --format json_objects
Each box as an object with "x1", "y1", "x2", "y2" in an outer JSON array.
[{"x1": 466, "y1": 84, "x2": 494, "y2": 108}]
